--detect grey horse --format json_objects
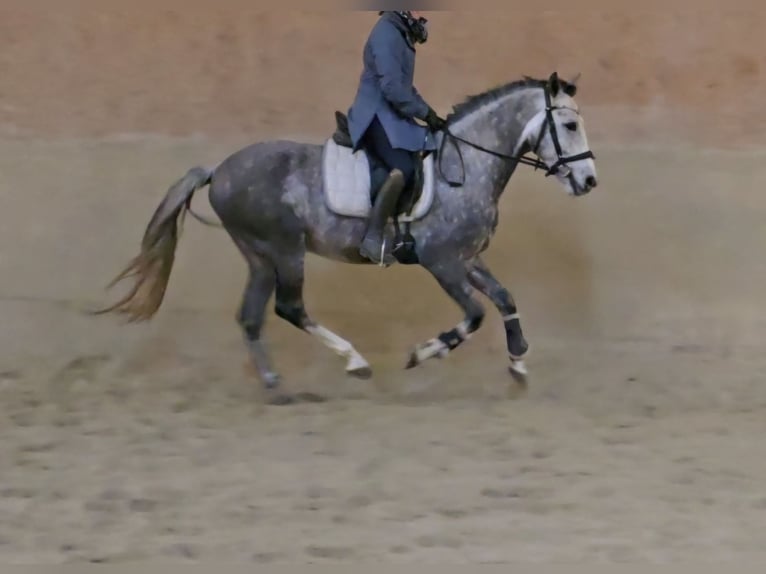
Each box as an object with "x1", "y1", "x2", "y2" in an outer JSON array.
[{"x1": 96, "y1": 72, "x2": 598, "y2": 397}]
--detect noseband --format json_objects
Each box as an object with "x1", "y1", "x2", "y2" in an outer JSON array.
[{"x1": 437, "y1": 85, "x2": 596, "y2": 188}]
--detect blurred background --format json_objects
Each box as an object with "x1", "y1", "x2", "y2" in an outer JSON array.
[{"x1": 1, "y1": 5, "x2": 765, "y2": 564}]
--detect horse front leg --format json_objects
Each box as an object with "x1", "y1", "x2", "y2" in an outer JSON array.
[
  {"x1": 406, "y1": 259, "x2": 485, "y2": 369},
  {"x1": 467, "y1": 256, "x2": 530, "y2": 383}
]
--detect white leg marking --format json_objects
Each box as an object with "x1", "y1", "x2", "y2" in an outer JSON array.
[
  {"x1": 414, "y1": 338, "x2": 449, "y2": 364},
  {"x1": 456, "y1": 320, "x2": 472, "y2": 340},
  {"x1": 503, "y1": 313, "x2": 520, "y2": 322},
  {"x1": 306, "y1": 325, "x2": 371, "y2": 373},
  {"x1": 510, "y1": 359, "x2": 528, "y2": 376}
]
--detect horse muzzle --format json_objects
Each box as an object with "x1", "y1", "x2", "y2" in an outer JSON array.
[{"x1": 572, "y1": 174, "x2": 598, "y2": 196}]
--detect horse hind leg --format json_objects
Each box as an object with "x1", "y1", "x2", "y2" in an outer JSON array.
[
  {"x1": 272, "y1": 250, "x2": 372, "y2": 379},
  {"x1": 232, "y1": 238, "x2": 281, "y2": 389}
]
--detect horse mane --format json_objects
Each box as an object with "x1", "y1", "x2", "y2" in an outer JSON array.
[{"x1": 445, "y1": 76, "x2": 550, "y2": 125}]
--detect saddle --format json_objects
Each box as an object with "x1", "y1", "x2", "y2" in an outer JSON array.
[
  {"x1": 332, "y1": 111, "x2": 425, "y2": 216},
  {"x1": 323, "y1": 112, "x2": 437, "y2": 265}
]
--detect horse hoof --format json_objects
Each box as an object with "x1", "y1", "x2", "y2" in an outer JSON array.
[
  {"x1": 405, "y1": 351, "x2": 419, "y2": 370},
  {"x1": 347, "y1": 366, "x2": 373, "y2": 380},
  {"x1": 263, "y1": 373, "x2": 281, "y2": 390},
  {"x1": 509, "y1": 360, "x2": 529, "y2": 388},
  {"x1": 508, "y1": 359, "x2": 529, "y2": 386},
  {"x1": 509, "y1": 367, "x2": 528, "y2": 388}
]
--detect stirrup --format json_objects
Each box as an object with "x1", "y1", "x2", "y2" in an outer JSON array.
[
  {"x1": 378, "y1": 237, "x2": 388, "y2": 268},
  {"x1": 360, "y1": 235, "x2": 395, "y2": 267}
]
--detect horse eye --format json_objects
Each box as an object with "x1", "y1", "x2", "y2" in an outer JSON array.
[{"x1": 564, "y1": 121, "x2": 578, "y2": 132}]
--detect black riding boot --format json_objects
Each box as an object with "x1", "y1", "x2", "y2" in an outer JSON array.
[{"x1": 359, "y1": 169, "x2": 405, "y2": 266}]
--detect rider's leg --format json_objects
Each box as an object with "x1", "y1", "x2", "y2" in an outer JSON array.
[{"x1": 359, "y1": 117, "x2": 416, "y2": 265}]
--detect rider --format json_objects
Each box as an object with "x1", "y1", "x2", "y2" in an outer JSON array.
[{"x1": 347, "y1": 10, "x2": 447, "y2": 265}]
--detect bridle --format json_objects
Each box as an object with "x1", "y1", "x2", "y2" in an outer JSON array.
[{"x1": 437, "y1": 84, "x2": 596, "y2": 189}]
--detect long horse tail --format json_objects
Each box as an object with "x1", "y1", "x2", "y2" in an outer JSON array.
[{"x1": 92, "y1": 166, "x2": 214, "y2": 322}]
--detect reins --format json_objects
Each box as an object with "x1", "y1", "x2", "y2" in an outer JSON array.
[{"x1": 437, "y1": 130, "x2": 547, "y2": 188}]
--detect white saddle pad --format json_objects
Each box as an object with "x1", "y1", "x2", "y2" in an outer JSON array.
[{"x1": 321, "y1": 138, "x2": 434, "y2": 222}]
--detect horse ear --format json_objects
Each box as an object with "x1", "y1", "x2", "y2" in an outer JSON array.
[
  {"x1": 548, "y1": 72, "x2": 561, "y2": 96},
  {"x1": 563, "y1": 72, "x2": 580, "y2": 97}
]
